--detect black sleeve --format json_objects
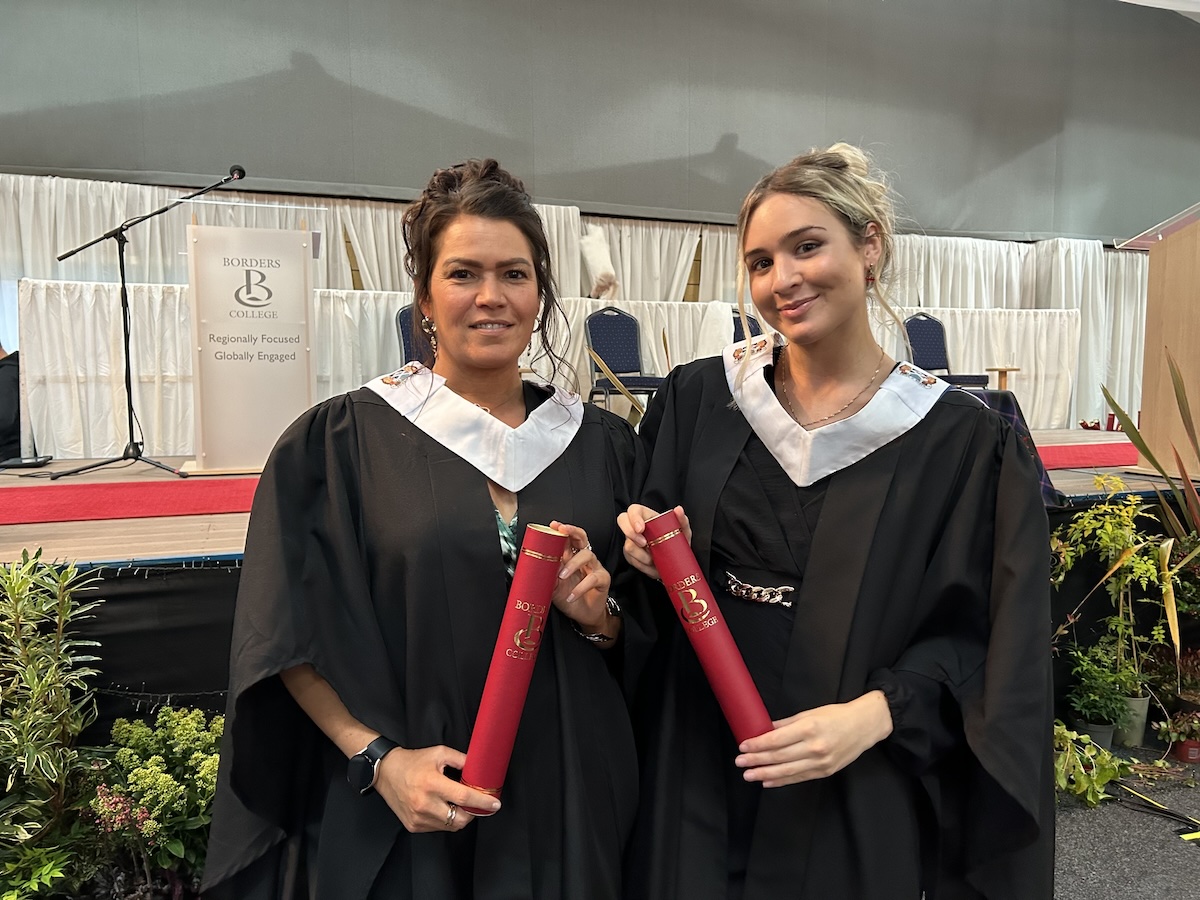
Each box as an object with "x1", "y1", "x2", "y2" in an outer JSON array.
[
  {"x1": 204, "y1": 395, "x2": 401, "y2": 894},
  {"x1": 0, "y1": 358, "x2": 19, "y2": 455}
]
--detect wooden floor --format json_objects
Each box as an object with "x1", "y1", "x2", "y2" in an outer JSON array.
[{"x1": 0, "y1": 436, "x2": 1181, "y2": 566}]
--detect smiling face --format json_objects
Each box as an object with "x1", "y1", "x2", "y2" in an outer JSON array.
[
  {"x1": 419, "y1": 214, "x2": 541, "y2": 382},
  {"x1": 742, "y1": 192, "x2": 880, "y2": 348}
]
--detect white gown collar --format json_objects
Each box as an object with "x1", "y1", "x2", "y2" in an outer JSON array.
[
  {"x1": 723, "y1": 337, "x2": 950, "y2": 487},
  {"x1": 364, "y1": 363, "x2": 584, "y2": 492}
]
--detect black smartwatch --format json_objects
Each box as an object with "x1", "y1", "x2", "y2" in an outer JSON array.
[{"x1": 347, "y1": 735, "x2": 400, "y2": 795}]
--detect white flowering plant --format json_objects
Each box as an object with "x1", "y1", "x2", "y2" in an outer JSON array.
[{"x1": 90, "y1": 707, "x2": 223, "y2": 894}]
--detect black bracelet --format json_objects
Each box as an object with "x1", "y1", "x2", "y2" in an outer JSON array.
[{"x1": 570, "y1": 596, "x2": 621, "y2": 644}]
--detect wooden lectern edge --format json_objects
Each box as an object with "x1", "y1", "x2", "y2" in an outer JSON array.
[{"x1": 180, "y1": 460, "x2": 265, "y2": 477}]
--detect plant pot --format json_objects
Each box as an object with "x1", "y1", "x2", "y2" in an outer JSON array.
[
  {"x1": 1171, "y1": 739, "x2": 1200, "y2": 763},
  {"x1": 1115, "y1": 695, "x2": 1150, "y2": 747},
  {"x1": 1178, "y1": 695, "x2": 1200, "y2": 714},
  {"x1": 1074, "y1": 720, "x2": 1115, "y2": 750}
]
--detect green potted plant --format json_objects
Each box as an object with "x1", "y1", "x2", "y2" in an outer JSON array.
[
  {"x1": 1066, "y1": 642, "x2": 1131, "y2": 750},
  {"x1": 1152, "y1": 709, "x2": 1200, "y2": 763},
  {"x1": 1052, "y1": 474, "x2": 1167, "y2": 746}
]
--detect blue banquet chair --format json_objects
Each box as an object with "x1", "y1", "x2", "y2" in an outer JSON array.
[
  {"x1": 395, "y1": 303, "x2": 416, "y2": 363},
  {"x1": 903, "y1": 313, "x2": 988, "y2": 388},
  {"x1": 731, "y1": 311, "x2": 764, "y2": 343},
  {"x1": 584, "y1": 306, "x2": 665, "y2": 409}
]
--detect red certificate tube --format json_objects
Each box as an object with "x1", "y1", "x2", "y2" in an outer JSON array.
[
  {"x1": 643, "y1": 509, "x2": 773, "y2": 743},
  {"x1": 460, "y1": 523, "x2": 568, "y2": 814}
]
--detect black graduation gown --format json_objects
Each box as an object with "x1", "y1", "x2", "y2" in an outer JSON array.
[
  {"x1": 201, "y1": 385, "x2": 647, "y2": 900},
  {"x1": 627, "y1": 358, "x2": 1054, "y2": 900}
]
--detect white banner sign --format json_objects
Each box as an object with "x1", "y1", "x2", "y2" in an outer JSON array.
[{"x1": 187, "y1": 225, "x2": 314, "y2": 472}]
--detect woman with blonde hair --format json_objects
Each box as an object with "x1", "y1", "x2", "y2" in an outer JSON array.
[{"x1": 621, "y1": 144, "x2": 1053, "y2": 899}]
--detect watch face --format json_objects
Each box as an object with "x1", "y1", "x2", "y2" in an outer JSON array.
[{"x1": 347, "y1": 753, "x2": 374, "y2": 793}]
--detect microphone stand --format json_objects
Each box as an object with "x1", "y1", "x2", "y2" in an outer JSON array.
[{"x1": 50, "y1": 168, "x2": 246, "y2": 480}]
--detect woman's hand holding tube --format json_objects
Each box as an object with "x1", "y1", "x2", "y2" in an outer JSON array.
[
  {"x1": 279, "y1": 664, "x2": 499, "y2": 832},
  {"x1": 548, "y1": 521, "x2": 618, "y2": 641},
  {"x1": 617, "y1": 504, "x2": 692, "y2": 581},
  {"x1": 374, "y1": 745, "x2": 499, "y2": 833},
  {"x1": 734, "y1": 690, "x2": 893, "y2": 787}
]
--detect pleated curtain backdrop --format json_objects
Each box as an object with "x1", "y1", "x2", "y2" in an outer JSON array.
[
  {"x1": 586, "y1": 216, "x2": 700, "y2": 303},
  {"x1": 699, "y1": 224, "x2": 738, "y2": 303},
  {"x1": 3, "y1": 173, "x2": 1151, "y2": 444}
]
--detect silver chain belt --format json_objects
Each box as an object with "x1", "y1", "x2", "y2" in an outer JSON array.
[{"x1": 724, "y1": 571, "x2": 795, "y2": 608}]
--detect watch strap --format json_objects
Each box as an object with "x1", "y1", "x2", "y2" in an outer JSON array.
[{"x1": 350, "y1": 735, "x2": 400, "y2": 794}]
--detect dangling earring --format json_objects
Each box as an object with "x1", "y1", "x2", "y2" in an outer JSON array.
[
  {"x1": 421, "y1": 315, "x2": 438, "y2": 355},
  {"x1": 865, "y1": 264, "x2": 876, "y2": 287}
]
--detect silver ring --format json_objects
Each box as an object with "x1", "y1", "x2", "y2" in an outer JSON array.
[
  {"x1": 445, "y1": 802, "x2": 457, "y2": 827},
  {"x1": 584, "y1": 542, "x2": 592, "y2": 553}
]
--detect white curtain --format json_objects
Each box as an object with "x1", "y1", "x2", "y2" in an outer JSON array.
[
  {"x1": 337, "y1": 198, "x2": 413, "y2": 292},
  {"x1": 0, "y1": 173, "x2": 346, "y2": 287},
  {"x1": 534, "y1": 204, "x2": 582, "y2": 300},
  {"x1": 19, "y1": 280, "x2": 194, "y2": 458},
  {"x1": 1103, "y1": 250, "x2": 1149, "y2": 423},
  {"x1": 1031, "y1": 239, "x2": 1108, "y2": 425},
  {"x1": 891, "y1": 235, "x2": 1034, "y2": 310},
  {"x1": 699, "y1": 224, "x2": 738, "y2": 303},
  {"x1": 872, "y1": 306, "x2": 1081, "y2": 430},
  {"x1": 586, "y1": 216, "x2": 699, "y2": 303},
  {"x1": 312, "y1": 289, "x2": 410, "y2": 396}
]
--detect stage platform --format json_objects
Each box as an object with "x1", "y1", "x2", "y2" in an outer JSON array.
[{"x1": 0, "y1": 432, "x2": 1178, "y2": 567}]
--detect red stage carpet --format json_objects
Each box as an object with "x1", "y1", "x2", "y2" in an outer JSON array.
[
  {"x1": 1036, "y1": 441, "x2": 1139, "y2": 471},
  {"x1": 0, "y1": 478, "x2": 259, "y2": 525}
]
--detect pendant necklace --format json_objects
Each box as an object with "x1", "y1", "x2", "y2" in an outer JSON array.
[{"x1": 780, "y1": 346, "x2": 886, "y2": 428}]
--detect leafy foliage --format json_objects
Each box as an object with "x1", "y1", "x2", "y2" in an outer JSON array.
[
  {"x1": 1, "y1": 552, "x2": 221, "y2": 899},
  {"x1": 1103, "y1": 348, "x2": 1200, "y2": 543},
  {"x1": 1153, "y1": 710, "x2": 1200, "y2": 745},
  {"x1": 1067, "y1": 643, "x2": 1132, "y2": 728},
  {"x1": 0, "y1": 551, "x2": 104, "y2": 897},
  {"x1": 1053, "y1": 721, "x2": 1133, "y2": 807},
  {"x1": 1051, "y1": 475, "x2": 1167, "y2": 699}
]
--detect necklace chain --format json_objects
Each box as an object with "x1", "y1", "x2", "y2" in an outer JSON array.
[{"x1": 779, "y1": 346, "x2": 886, "y2": 429}]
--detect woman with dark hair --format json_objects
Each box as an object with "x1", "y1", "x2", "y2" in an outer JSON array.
[
  {"x1": 203, "y1": 159, "x2": 646, "y2": 899},
  {"x1": 619, "y1": 144, "x2": 1054, "y2": 899}
]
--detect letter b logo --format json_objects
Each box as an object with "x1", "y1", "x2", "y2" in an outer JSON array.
[
  {"x1": 513, "y1": 613, "x2": 544, "y2": 652},
  {"x1": 234, "y1": 269, "x2": 273, "y2": 307},
  {"x1": 676, "y1": 588, "x2": 709, "y2": 625}
]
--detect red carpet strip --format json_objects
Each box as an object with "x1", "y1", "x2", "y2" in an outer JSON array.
[
  {"x1": 1036, "y1": 442, "x2": 1139, "y2": 471},
  {"x1": 0, "y1": 478, "x2": 259, "y2": 525}
]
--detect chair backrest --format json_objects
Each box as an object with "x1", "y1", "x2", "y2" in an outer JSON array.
[
  {"x1": 731, "y1": 311, "x2": 763, "y2": 343},
  {"x1": 396, "y1": 304, "x2": 416, "y2": 363},
  {"x1": 584, "y1": 306, "x2": 643, "y2": 375},
  {"x1": 903, "y1": 313, "x2": 950, "y2": 372}
]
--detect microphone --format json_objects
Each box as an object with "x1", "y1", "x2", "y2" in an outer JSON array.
[{"x1": 229, "y1": 164, "x2": 247, "y2": 181}]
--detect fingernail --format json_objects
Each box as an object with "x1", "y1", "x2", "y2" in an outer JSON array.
[
  {"x1": 565, "y1": 591, "x2": 577, "y2": 603},
  {"x1": 558, "y1": 567, "x2": 569, "y2": 579},
  {"x1": 491, "y1": 800, "x2": 501, "y2": 811}
]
